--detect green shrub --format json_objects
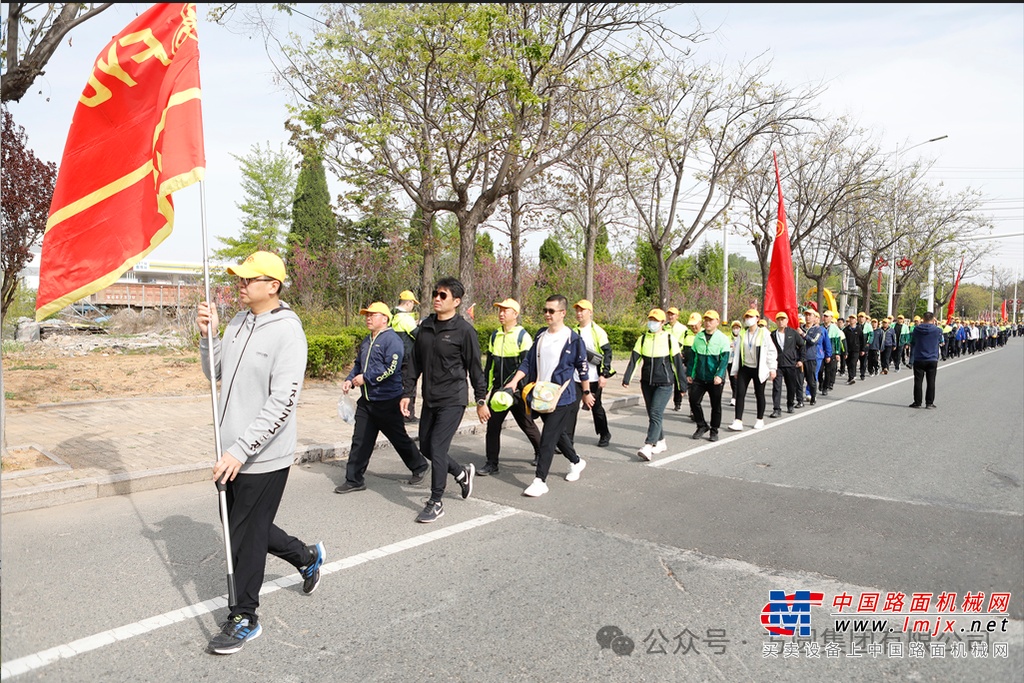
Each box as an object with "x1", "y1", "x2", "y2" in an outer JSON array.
[{"x1": 306, "y1": 334, "x2": 358, "y2": 379}]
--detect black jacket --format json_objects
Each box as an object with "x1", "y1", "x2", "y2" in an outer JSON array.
[
  {"x1": 771, "y1": 327, "x2": 805, "y2": 368},
  {"x1": 843, "y1": 324, "x2": 862, "y2": 355},
  {"x1": 403, "y1": 314, "x2": 487, "y2": 407}
]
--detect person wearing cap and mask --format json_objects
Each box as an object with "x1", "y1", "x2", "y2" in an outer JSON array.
[
  {"x1": 568, "y1": 299, "x2": 614, "y2": 447},
  {"x1": 392, "y1": 290, "x2": 421, "y2": 421},
  {"x1": 336, "y1": 302, "x2": 430, "y2": 494},
  {"x1": 728, "y1": 309, "x2": 777, "y2": 431},
  {"x1": 893, "y1": 314, "x2": 911, "y2": 372},
  {"x1": 479, "y1": 298, "x2": 542, "y2": 476},
  {"x1": 197, "y1": 251, "x2": 324, "y2": 655},
  {"x1": 800, "y1": 309, "x2": 832, "y2": 406},
  {"x1": 727, "y1": 320, "x2": 742, "y2": 407},
  {"x1": 678, "y1": 312, "x2": 701, "y2": 415},
  {"x1": 687, "y1": 310, "x2": 731, "y2": 441},
  {"x1": 819, "y1": 311, "x2": 843, "y2": 395},
  {"x1": 769, "y1": 311, "x2": 805, "y2": 417},
  {"x1": 622, "y1": 308, "x2": 686, "y2": 460},
  {"x1": 666, "y1": 307, "x2": 687, "y2": 411}
]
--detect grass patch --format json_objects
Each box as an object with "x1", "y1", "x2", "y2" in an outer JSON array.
[{"x1": 7, "y1": 362, "x2": 58, "y2": 371}]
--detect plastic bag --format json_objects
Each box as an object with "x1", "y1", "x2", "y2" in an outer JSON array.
[{"x1": 337, "y1": 393, "x2": 356, "y2": 424}]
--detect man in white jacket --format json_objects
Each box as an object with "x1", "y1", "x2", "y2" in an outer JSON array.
[{"x1": 729, "y1": 308, "x2": 778, "y2": 431}]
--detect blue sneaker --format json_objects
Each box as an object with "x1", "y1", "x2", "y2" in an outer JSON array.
[
  {"x1": 207, "y1": 614, "x2": 262, "y2": 654},
  {"x1": 301, "y1": 542, "x2": 326, "y2": 594}
]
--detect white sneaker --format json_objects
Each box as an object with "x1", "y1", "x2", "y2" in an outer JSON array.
[
  {"x1": 565, "y1": 458, "x2": 587, "y2": 482},
  {"x1": 523, "y1": 478, "x2": 549, "y2": 497},
  {"x1": 652, "y1": 439, "x2": 667, "y2": 454},
  {"x1": 729, "y1": 398, "x2": 736, "y2": 406},
  {"x1": 753, "y1": 419, "x2": 765, "y2": 430},
  {"x1": 637, "y1": 444, "x2": 654, "y2": 461},
  {"x1": 729, "y1": 419, "x2": 744, "y2": 431}
]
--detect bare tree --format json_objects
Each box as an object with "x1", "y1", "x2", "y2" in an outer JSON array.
[
  {"x1": 617, "y1": 57, "x2": 819, "y2": 307},
  {"x1": 2, "y1": 3, "x2": 112, "y2": 102},
  {"x1": 280, "y1": 3, "x2": 694, "y2": 311}
]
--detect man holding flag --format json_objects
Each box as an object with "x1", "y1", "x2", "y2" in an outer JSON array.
[{"x1": 34, "y1": 4, "x2": 325, "y2": 655}]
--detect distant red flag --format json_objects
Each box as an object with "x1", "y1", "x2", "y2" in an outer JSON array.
[
  {"x1": 763, "y1": 151, "x2": 798, "y2": 325},
  {"x1": 1001, "y1": 300, "x2": 1007, "y2": 323},
  {"x1": 35, "y1": 3, "x2": 204, "y2": 321},
  {"x1": 946, "y1": 257, "x2": 965, "y2": 324}
]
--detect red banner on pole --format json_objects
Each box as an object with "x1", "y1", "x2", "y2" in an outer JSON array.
[
  {"x1": 763, "y1": 152, "x2": 798, "y2": 326},
  {"x1": 946, "y1": 257, "x2": 965, "y2": 324},
  {"x1": 35, "y1": 3, "x2": 205, "y2": 321}
]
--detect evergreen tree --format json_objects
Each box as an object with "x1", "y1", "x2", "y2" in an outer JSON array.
[
  {"x1": 214, "y1": 143, "x2": 295, "y2": 263},
  {"x1": 539, "y1": 235, "x2": 569, "y2": 271},
  {"x1": 290, "y1": 151, "x2": 335, "y2": 252},
  {"x1": 636, "y1": 239, "x2": 659, "y2": 304}
]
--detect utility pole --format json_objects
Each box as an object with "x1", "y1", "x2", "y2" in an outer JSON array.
[{"x1": 722, "y1": 224, "x2": 729, "y2": 321}]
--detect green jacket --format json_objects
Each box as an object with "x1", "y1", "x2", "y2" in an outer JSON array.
[{"x1": 688, "y1": 329, "x2": 731, "y2": 382}]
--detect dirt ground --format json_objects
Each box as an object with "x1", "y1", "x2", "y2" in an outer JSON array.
[{"x1": 1, "y1": 330, "x2": 338, "y2": 472}]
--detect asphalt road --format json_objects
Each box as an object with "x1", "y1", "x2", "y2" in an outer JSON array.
[{"x1": 2, "y1": 342, "x2": 1022, "y2": 682}]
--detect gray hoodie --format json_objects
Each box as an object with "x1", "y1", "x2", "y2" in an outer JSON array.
[{"x1": 200, "y1": 303, "x2": 307, "y2": 474}]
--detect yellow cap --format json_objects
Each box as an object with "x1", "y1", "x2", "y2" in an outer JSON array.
[
  {"x1": 647, "y1": 308, "x2": 666, "y2": 322},
  {"x1": 775, "y1": 311, "x2": 789, "y2": 320},
  {"x1": 493, "y1": 298, "x2": 521, "y2": 315},
  {"x1": 687, "y1": 312, "x2": 702, "y2": 326},
  {"x1": 703, "y1": 310, "x2": 720, "y2": 321},
  {"x1": 359, "y1": 302, "x2": 392, "y2": 319},
  {"x1": 574, "y1": 299, "x2": 593, "y2": 311},
  {"x1": 744, "y1": 308, "x2": 759, "y2": 318},
  {"x1": 399, "y1": 290, "x2": 420, "y2": 304},
  {"x1": 757, "y1": 319, "x2": 767, "y2": 327},
  {"x1": 227, "y1": 251, "x2": 287, "y2": 282},
  {"x1": 731, "y1": 320, "x2": 742, "y2": 328},
  {"x1": 667, "y1": 306, "x2": 680, "y2": 315}
]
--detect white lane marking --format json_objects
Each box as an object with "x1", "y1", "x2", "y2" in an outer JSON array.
[
  {"x1": 651, "y1": 353, "x2": 986, "y2": 467},
  {"x1": 0, "y1": 506, "x2": 520, "y2": 680}
]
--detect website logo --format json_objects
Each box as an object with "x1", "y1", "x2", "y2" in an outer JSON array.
[{"x1": 761, "y1": 590, "x2": 824, "y2": 636}]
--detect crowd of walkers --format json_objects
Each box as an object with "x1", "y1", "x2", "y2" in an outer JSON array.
[{"x1": 195, "y1": 250, "x2": 1021, "y2": 655}]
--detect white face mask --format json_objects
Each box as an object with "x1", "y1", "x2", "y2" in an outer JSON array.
[
  {"x1": 647, "y1": 320, "x2": 662, "y2": 333},
  {"x1": 744, "y1": 317, "x2": 757, "y2": 328}
]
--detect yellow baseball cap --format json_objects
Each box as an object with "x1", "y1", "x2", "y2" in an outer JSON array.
[
  {"x1": 667, "y1": 306, "x2": 680, "y2": 315},
  {"x1": 399, "y1": 290, "x2": 420, "y2": 304},
  {"x1": 359, "y1": 302, "x2": 392, "y2": 319},
  {"x1": 227, "y1": 251, "x2": 287, "y2": 282},
  {"x1": 703, "y1": 310, "x2": 720, "y2": 320},
  {"x1": 757, "y1": 319, "x2": 767, "y2": 327},
  {"x1": 574, "y1": 299, "x2": 593, "y2": 311},
  {"x1": 731, "y1": 320, "x2": 742, "y2": 328},
  {"x1": 775, "y1": 311, "x2": 788, "y2": 320},
  {"x1": 687, "y1": 312, "x2": 702, "y2": 326},
  {"x1": 647, "y1": 308, "x2": 666, "y2": 322},
  {"x1": 744, "y1": 308, "x2": 759, "y2": 318},
  {"x1": 493, "y1": 298, "x2": 521, "y2": 315}
]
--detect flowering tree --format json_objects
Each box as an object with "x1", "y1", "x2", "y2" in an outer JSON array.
[{"x1": 1, "y1": 106, "x2": 56, "y2": 322}]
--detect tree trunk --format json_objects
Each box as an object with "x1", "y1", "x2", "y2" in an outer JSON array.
[
  {"x1": 458, "y1": 215, "x2": 477, "y2": 317},
  {"x1": 657, "y1": 248, "x2": 671, "y2": 309},
  {"x1": 419, "y1": 209, "x2": 436, "y2": 318},
  {"x1": 584, "y1": 213, "x2": 597, "y2": 302},
  {"x1": 509, "y1": 189, "x2": 523, "y2": 302}
]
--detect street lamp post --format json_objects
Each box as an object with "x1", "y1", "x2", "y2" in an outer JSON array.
[{"x1": 888, "y1": 135, "x2": 948, "y2": 317}]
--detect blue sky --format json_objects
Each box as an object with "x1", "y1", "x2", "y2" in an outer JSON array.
[{"x1": 9, "y1": 3, "x2": 1023, "y2": 284}]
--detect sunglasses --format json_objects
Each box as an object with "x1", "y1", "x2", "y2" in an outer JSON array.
[
  {"x1": 431, "y1": 290, "x2": 450, "y2": 300},
  {"x1": 239, "y1": 277, "x2": 276, "y2": 286},
  {"x1": 542, "y1": 307, "x2": 565, "y2": 315}
]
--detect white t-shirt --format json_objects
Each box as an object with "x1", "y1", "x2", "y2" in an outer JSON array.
[
  {"x1": 537, "y1": 327, "x2": 571, "y2": 383},
  {"x1": 574, "y1": 323, "x2": 599, "y2": 382}
]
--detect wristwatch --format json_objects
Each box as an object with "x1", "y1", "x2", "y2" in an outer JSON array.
[
  {"x1": 476, "y1": 399, "x2": 487, "y2": 406},
  {"x1": 583, "y1": 390, "x2": 592, "y2": 395}
]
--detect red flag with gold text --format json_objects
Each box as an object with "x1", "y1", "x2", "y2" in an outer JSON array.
[
  {"x1": 763, "y1": 151, "x2": 798, "y2": 326},
  {"x1": 35, "y1": 2, "x2": 204, "y2": 320}
]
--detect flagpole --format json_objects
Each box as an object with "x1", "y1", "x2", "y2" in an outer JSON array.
[{"x1": 200, "y1": 180, "x2": 237, "y2": 607}]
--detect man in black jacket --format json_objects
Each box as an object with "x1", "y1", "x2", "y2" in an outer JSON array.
[
  {"x1": 401, "y1": 277, "x2": 489, "y2": 523},
  {"x1": 770, "y1": 311, "x2": 805, "y2": 417},
  {"x1": 843, "y1": 314, "x2": 864, "y2": 384}
]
